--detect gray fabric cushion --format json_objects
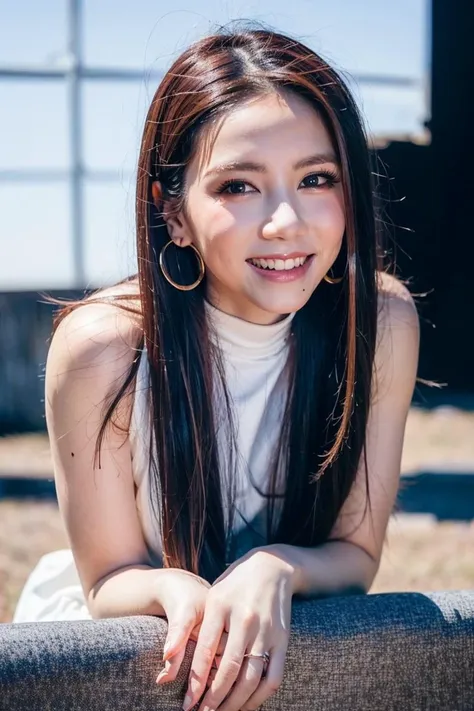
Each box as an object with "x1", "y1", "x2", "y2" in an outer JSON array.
[{"x1": 1, "y1": 590, "x2": 473, "y2": 710}]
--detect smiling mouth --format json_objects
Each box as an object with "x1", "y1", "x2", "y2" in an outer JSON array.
[{"x1": 247, "y1": 255, "x2": 312, "y2": 271}]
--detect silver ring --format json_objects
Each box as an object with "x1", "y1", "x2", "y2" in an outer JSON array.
[
  {"x1": 244, "y1": 652, "x2": 270, "y2": 678},
  {"x1": 243, "y1": 652, "x2": 270, "y2": 665}
]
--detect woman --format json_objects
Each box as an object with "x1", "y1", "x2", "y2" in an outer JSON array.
[{"x1": 13, "y1": 24, "x2": 419, "y2": 711}]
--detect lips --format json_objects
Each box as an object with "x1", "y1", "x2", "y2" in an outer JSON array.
[
  {"x1": 246, "y1": 253, "x2": 314, "y2": 282},
  {"x1": 247, "y1": 252, "x2": 313, "y2": 271},
  {"x1": 248, "y1": 251, "x2": 310, "y2": 259},
  {"x1": 247, "y1": 255, "x2": 308, "y2": 271}
]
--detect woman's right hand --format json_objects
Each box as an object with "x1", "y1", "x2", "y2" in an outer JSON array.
[{"x1": 155, "y1": 569, "x2": 227, "y2": 686}]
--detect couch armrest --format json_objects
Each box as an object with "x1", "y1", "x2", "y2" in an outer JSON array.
[{"x1": 1, "y1": 590, "x2": 473, "y2": 710}]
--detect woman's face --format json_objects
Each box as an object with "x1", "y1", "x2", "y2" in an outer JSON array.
[{"x1": 156, "y1": 89, "x2": 346, "y2": 325}]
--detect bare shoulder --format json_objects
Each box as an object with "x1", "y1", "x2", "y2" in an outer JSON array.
[
  {"x1": 376, "y1": 270, "x2": 420, "y2": 337},
  {"x1": 374, "y1": 271, "x2": 420, "y2": 402},
  {"x1": 46, "y1": 280, "x2": 143, "y2": 426},
  {"x1": 52, "y1": 280, "x2": 142, "y2": 362}
]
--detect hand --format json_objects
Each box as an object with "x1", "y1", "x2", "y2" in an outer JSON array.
[
  {"x1": 183, "y1": 546, "x2": 296, "y2": 711},
  {"x1": 155, "y1": 569, "x2": 228, "y2": 686}
]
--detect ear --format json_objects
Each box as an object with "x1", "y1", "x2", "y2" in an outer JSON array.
[{"x1": 151, "y1": 180, "x2": 192, "y2": 248}]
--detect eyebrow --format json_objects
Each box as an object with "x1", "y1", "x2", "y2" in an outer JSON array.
[{"x1": 203, "y1": 152, "x2": 340, "y2": 178}]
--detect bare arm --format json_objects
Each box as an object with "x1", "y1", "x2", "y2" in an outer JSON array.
[
  {"x1": 45, "y1": 298, "x2": 168, "y2": 619},
  {"x1": 259, "y1": 276, "x2": 420, "y2": 597}
]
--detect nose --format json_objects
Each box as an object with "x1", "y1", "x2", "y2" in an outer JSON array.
[{"x1": 261, "y1": 200, "x2": 305, "y2": 241}]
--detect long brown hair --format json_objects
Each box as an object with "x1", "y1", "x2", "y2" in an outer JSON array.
[{"x1": 47, "y1": 23, "x2": 388, "y2": 583}]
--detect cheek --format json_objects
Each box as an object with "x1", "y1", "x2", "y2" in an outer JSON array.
[
  {"x1": 194, "y1": 205, "x2": 248, "y2": 265},
  {"x1": 309, "y1": 198, "x2": 345, "y2": 264},
  {"x1": 309, "y1": 194, "x2": 345, "y2": 235}
]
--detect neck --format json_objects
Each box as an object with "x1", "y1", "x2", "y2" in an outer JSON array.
[{"x1": 204, "y1": 296, "x2": 290, "y2": 326}]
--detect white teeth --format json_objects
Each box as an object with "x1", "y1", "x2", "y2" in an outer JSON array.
[{"x1": 249, "y1": 256, "x2": 308, "y2": 270}]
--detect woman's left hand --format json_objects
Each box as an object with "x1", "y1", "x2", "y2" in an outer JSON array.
[{"x1": 183, "y1": 545, "x2": 297, "y2": 711}]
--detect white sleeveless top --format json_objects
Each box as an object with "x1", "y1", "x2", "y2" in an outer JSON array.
[{"x1": 12, "y1": 301, "x2": 295, "y2": 622}]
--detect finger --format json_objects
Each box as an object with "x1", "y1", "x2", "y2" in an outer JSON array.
[
  {"x1": 156, "y1": 611, "x2": 196, "y2": 685},
  {"x1": 206, "y1": 667, "x2": 218, "y2": 686},
  {"x1": 196, "y1": 627, "x2": 250, "y2": 711},
  {"x1": 207, "y1": 632, "x2": 227, "y2": 675},
  {"x1": 240, "y1": 644, "x2": 287, "y2": 711},
  {"x1": 216, "y1": 630, "x2": 228, "y2": 657},
  {"x1": 184, "y1": 609, "x2": 226, "y2": 710},
  {"x1": 190, "y1": 620, "x2": 203, "y2": 642},
  {"x1": 191, "y1": 623, "x2": 228, "y2": 654},
  {"x1": 213, "y1": 654, "x2": 223, "y2": 669},
  {"x1": 217, "y1": 655, "x2": 265, "y2": 711},
  {"x1": 163, "y1": 611, "x2": 197, "y2": 662}
]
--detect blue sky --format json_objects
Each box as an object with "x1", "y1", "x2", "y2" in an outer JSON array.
[{"x1": 0, "y1": 0, "x2": 429, "y2": 290}]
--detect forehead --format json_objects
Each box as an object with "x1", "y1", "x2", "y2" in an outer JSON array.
[{"x1": 191, "y1": 90, "x2": 334, "y2": 180}]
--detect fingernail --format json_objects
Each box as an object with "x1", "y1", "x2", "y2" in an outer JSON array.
[
  {"x1": 156, "y1": 670, "x2": 167, "y2": 684},
  {"x1": 156, "y1": 661, "x2": 170, "y2": 684},
  {"x1": 182, "y1": 693, "x2": 192, "y2": 711}
]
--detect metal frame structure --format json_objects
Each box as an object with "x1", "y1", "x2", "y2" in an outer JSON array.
[{"x1": 0, "y1": 0, "x2": 423, "y2": 287}]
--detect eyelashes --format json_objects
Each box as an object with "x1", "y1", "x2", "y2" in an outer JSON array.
[{"x1": 215, "y1": 170, "x2": 341, "y2": 196}]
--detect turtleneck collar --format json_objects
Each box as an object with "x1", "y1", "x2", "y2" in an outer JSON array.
[{"x1": 204, "y1": 299, "x2": 295, "y2": 360}]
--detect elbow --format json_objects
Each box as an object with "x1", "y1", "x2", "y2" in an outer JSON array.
[
  {"x1": 331, "y1": 539, "x2": 381, "y2": 594},
  {"x1": 87, "y1": 603, "x2": 102, "y2": 620},
  {"x1": 86, "y1": 586, "x2": 106, "y2": 619},
  {"x1": 356, "y1": 546, "x2": 381, "y2": 593}
]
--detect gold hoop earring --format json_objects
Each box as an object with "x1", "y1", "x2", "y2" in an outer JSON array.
[
  {"x1": 323, "y1": 268, "x2": 345, "y2": 284},
  {"x1": 159, "y1": 240, "x2": 205, "y2": 291}
]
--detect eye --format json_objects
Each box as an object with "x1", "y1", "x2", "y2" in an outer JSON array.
[
  {"x1": 215, "y1": 179, "x2": 255, "y2": 196},
  {"x1": 215, "y1": 170, "x2": 340, "y2": 196},
  {"x1": 301, "y1": 171, "x2": 340, "y2": 189}
]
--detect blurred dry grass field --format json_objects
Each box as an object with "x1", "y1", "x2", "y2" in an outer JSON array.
[{"x1": 1, "y1": 405, "x2": 474, "y2": 623}]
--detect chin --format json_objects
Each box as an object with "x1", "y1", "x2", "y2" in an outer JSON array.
[{"x1": 252, "y1": 292, "x2": 313, "y2": 317}]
